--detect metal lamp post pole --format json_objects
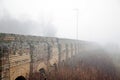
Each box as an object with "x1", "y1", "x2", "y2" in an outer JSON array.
[{"x1": 73, "y1": 8, "x2": 79, "y2": 40}]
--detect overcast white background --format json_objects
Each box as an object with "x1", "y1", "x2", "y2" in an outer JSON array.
[{"x1": 0, "y1": 0, "x2": 120, "y2": 45}]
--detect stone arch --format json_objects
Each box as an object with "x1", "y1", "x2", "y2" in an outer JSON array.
[
  {"x1": 36, "y1": 62, "x2": 47, "y2": 72},
  {"x1": 10, "y1": 64, "x2": 30, "y2": 80},
  {"x1": 15, "y1": 76, "x2": 26, "y2": 80}
]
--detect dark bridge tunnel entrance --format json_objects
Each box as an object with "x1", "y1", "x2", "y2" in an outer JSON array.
[{"x1": 15, "y1": 76, "x2": 26, "y2": 80}]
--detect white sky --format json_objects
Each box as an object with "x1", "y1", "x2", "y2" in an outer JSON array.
[{"x1": 0, "y1": 0, "x2": 120, "y2": 45}]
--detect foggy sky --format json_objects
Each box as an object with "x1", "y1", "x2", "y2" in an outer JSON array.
[{"x1": 0, "y1": 0, "x2": 120, "y2": 45}]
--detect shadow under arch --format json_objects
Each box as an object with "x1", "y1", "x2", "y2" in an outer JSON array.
[
  {"x1": 39, "y1": 68, "x2": 46, "y2": 74},
  {"x1": 15, "y1": 76, "x2": 26, "y2": 80},
  {"x1": 39, "y1": 68, "x2": 47, "y2": 80}
]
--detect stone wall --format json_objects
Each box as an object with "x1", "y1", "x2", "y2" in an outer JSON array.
[{"x1": 0, "y1": 33, "x2": 87, "y2": 80}]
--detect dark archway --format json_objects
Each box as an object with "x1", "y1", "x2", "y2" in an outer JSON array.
[
  {"x1": 39, "y1": 68, "x2": 47, "y2": 80},
  {"x1": 39, "y1": 68, "x2": 46, "y2": 74},
  {"x1": 15, "y1": 76, "x2": 26, "y2": 80}
]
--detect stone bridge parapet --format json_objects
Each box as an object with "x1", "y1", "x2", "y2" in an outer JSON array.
[{"x1": 0, "y1": 33, "x2": 88, "y2": 80}]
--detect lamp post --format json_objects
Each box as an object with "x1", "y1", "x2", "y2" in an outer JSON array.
[{"x1": 73, "y1": 8, "x2": 79, "y2": 40}]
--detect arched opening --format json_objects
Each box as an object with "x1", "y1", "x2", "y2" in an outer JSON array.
[
  {"x1": 53, "y1": 63, "x2": 58, "y2": 71},
  {"x1": 39, "y1": 68, "x2": 46, "y2": 74},
  {"x1": 39, "y1": 68, "x2": 47, "y2": 80},
  {"x1": 15, "y1": 76, "x2": 26, "y2": 80}
]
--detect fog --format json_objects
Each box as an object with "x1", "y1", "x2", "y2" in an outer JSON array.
[
  {"x1": 0, "y1": 0, "x2": 120, "y2": 79},
  {"x1": 0, "y1": 0, "x2": 120, "y2": 46},
  {"x1": 0, "y1": 11, "x2": 57, "y2": 37}
]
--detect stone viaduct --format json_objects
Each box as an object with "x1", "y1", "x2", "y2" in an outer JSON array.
[{"x1": 0, "y1": 33, "x2": 89, "y2": 80}]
